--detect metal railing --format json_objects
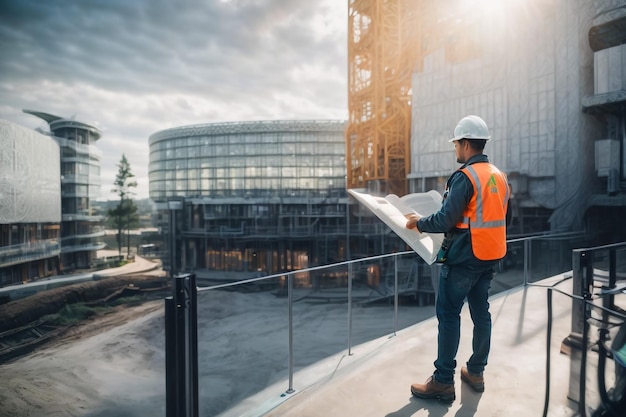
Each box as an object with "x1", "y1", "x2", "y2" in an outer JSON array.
[
  {"x1": 164, "y1": 251, "x2": 417, "y2": 417},
  {"x1": 562, "y1": 241, "x2": 626, "y2": 416},
  {"x1": 164, "y1": 231, "x2": 587, "y2": 417},
  {"x1": 0, "y1": 240, "x2": 61, "y2": 267},
  {"x1": 506, "y1": 230, "x2": 586, "y2": 287},
  {"x1": 530, "y1": 241, "x2": 626, "y2": 417}
]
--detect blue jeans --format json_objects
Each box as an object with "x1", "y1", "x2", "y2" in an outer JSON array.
[{"x1": 433, "y1": 264, "x2": 493, "y2": 385}]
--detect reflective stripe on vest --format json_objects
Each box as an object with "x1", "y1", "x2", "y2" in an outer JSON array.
[{"x1": 456, "y1": 163, "x2": 510, "y2": 261}]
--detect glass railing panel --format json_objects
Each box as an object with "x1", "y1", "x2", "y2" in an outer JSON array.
[
  {"x1": 493, "y1": 240, "x2": 525, "y2": 292},
  {"x1": 60, "y1": 242, "x2": 106, "y2": 253},
  {"x1": 527, "y1": 236, "x2": 578, "y2": 283},
  {"x1": 191, "y1": 237, "x2": 599, "y2": 415},
  {"x1": 588, "y1": 245, "x2": 626, "y2": 286},
  {"x1": 196, "y1": 284, "x2": 289, "y2": 416},
  {"x1": 348, "y1": 254, "x2": 436, "y2": 348},
  {"x1": 291, "y1": 263, "x2": 356, "y2": 384},
  {"x1": 290, "y1": 263, "x2": 352, "y2": 364},
  {"x1": 399, "y1": 255, "x2": 437, "y2": 332},
  {"x1": 0, "y1": 240, "x2": 61, "y2": 267},
  {"x1": 495, "y1": 233, "x2": 587, "y2": 291},
  {"x1": 617, "y1": 247, "x2": 626, "y2": 277},
  {"x1": 194, "y1": 254, "x2": 440, "y2": 416}
]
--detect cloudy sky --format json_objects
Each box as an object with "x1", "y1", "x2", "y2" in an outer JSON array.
[{"x1": 0, "y1": 0, "x2": 348, "y2": 200}]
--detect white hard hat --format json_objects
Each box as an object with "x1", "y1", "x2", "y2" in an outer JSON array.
[{"x1": 449, "y1": 115, "x2": 491, "y2": 142}]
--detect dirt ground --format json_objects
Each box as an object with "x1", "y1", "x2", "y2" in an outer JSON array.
[
  {"x1": 0, "y1": 288, "x2": 435, "y2": 417},
  {"x1": 40, "y1": 300, "x2": 164, "y2": 353},
  {"x1": 0, "y1": 273, "x2": 167, "y2": 333},
  {"x1": 0, "y1": 300, "x2": 165, "y2": 417}
]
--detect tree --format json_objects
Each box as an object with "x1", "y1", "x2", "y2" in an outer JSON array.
[{"x1": 108, "y1": 154, "x2": 139, "y2": 258}]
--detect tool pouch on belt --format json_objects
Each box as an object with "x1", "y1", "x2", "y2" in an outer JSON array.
[{"x1": 436, "y1": 236, "x2": 449, "y2": 263}]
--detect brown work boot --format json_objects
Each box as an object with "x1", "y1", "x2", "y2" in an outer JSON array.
[
  {"x1": 460, "y1": 366, "x2": 484, "y2": 392},
  {"x1": 410, "y1": 376, "x2": 455, "y2": 402}
]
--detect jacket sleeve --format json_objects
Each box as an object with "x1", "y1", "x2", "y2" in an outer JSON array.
[{"x1": 416, "y1": 171, "x2": 473, "y2": 234}]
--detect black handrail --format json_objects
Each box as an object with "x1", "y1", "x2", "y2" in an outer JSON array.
[
  {"x1": 552, "y1": 242, "x2": 626, "y2": 416},
  {"x1": 165, "y1": 273, "x2": 199, "y2": 417}
]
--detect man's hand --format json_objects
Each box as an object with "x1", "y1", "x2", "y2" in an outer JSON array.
[{"x1": 405, "y1": 213, "x2": 421, "y2": 232}]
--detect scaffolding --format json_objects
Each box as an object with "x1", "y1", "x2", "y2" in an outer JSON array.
[
  {"x1": 345, "y1": 0, "x2": 420, "y2": 196},
  {"x1": 346, "y1": 0, "x2": 485, "y2": 197}
]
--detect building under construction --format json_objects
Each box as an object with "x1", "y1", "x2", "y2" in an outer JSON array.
[{"x1": 346, "y1": 0, "x2": 626, "y2": 242}]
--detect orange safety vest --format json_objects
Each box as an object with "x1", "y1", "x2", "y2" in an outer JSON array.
[{"x1": 456, "y1": 162, "x2": 510, "y2": 261}]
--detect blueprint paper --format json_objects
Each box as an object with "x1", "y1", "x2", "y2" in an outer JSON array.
[{"x1": 348, "y1": 189, "x2": 444, "y2": 264}]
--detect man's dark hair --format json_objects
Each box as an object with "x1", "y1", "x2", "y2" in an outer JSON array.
[{"x1": 466, "y1": 139, "x2": 487, "y2": 151}]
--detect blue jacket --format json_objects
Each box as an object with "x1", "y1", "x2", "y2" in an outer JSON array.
[{"x1": 417, "y1": 154, "x2": 499, "y2": 268}]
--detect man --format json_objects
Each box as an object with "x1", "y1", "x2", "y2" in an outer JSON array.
[{"x1": 405, "y1": 115, "x2": 510, "y2": 402}]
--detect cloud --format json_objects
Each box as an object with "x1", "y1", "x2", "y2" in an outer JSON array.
[{"x1": 0, "y1": 0, "x2": 348, "y2": 200}]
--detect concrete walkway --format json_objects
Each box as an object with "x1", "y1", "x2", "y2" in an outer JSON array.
[
  {"x1": 221, "y1": 274, "x2": 612, "y2": 417},
  {"x1": 0, "y1": 254, "x2": 163, "y2": 301}
]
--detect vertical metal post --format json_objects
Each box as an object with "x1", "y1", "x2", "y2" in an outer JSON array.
[
  {"x1": 168, "y1": 200, "x2": 182, "y2": 279},
  {"x1": 571, "y1": 248, "x2": 593, "y2": 417},
  {"x1": 165, "y1": 297, "x2": 176, "y2": 417},
  {"x1": 346, "y1": 199, "x2": 351, "y2": 261},
  {"x1": 571, "y1": 250, "x2": 587, "y2": 334},
  {"x1": 566, "y1": 249, "x2": 591, "y2": 415},
  {"x1": 287, "y1": 274, "x2": 295, "y2": 394},
  {"x1": 580, "y1": 294, "x2": 589, "y2": 416},
  {"x1": 348, "y1": 262, "x2": 353, "y2": 356},
  {"x1": 170, "y1": 208, "x2": 176, "y2": 278},
  {"x1": 523, "y1": 238, "x2": 530, "y2": 286},
  {"x1": 174, "y1": 277, "x2": 186, "y2": 417},
  {"x1": 566, "y1": 249, "x2": 584, "y2": 409},
  {"x1": 607, "y1": 249, "x2": 617, "y2": 312},
  {"x1": 165, "y1": 273, "x2": 198, "y2": 417},
  {"x1": 393, "y1": 255, "x2": 398, "y2": 336},
  {"x1": 543, "y1": 287, "x2": 553, "y2": 417},
  {"x1": 189, "y1": 274, "x2": 198, "y2": 417}
]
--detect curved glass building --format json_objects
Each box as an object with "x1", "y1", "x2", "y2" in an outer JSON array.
[
  {"x1": 149, "y1": 120, "x2": 360, "y2": 277},
  {"x1": 149, "y1": 120, "x2": 347, "y2": 200}
]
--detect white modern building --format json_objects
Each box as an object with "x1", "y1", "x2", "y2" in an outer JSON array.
[{"x1": 0, "y1": 119, "x2": 62, "y2": 286}]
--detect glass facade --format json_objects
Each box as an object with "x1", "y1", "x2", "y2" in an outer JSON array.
[
  {"x1": 52, "y1": 121, "x2": 105, "y2": 268},
  {"x1": 149, "y1": 120, "x2": 347, "y2": 200},
  {"x1": 148, "y1": 119, "x2": 432, "y2": 292}
]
